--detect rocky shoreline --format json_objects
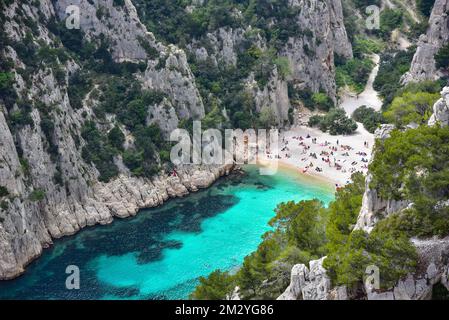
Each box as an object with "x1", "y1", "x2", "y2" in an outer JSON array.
[{"x1": 0, "y1": 163, "x2": 235, "y2": 280}]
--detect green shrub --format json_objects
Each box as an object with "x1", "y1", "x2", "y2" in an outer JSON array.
[
  {"x1": 379, "y1": 9, "x2": 403, "y2": 38},
  {"x1": 137, "y1": 36, "x2": 159, "y2": 60},
  {"x1": 311, "y1": 93, "x2": 334, "y2": 112},
  {"x1": 374, "y1": 48, "x2": 416, "y2": 107},
  {"x1": 108, "y1": 126, "x2": 125, "y2": 151},
  {"x1": 190, "y1": 270, "x2": 235, "y2": 300},
  {"x1": 68, "y1": 70, "x2": 92, "y2": 109},
  {"x1": 323, "y1": 173, "x2": 417, "y2": 289},
  {"x1": 0, "y1": 186, "x2": 9, "y2": 197},
  {"x1": 324, "y1": 229, "x2": 417, "y2": 289},
  {"x1": 383, "y1": 91, "x2": 440, "y2": 127},
  {"x1": 1, "y1": 200, "x2": 8, "y2": 211},
  {"x1": 352, "y1": 106, "x2": 385, "y2": 133},
  {"x1": 336, "y1": 58, "x2": 374, "y2": 93},
  {"x1": 309, "y1": 108, "x2": 358, "y2": 135},
  {"x1": 9, "y1": 104, "x2": 34, "y2": 129},
  {"x1": 435, "y1": 43, "x2": 449, "y2": 70},
  {"x1": 416, "y1": 0, "x2": 436, "y2": 17},
  {"x1": 113, "y1": 0, "x2": 125, "y2": 6},
  {"x1": 352, "y1": 37, "x2": 384, "y2": 58},
  {"x1": 81, "y1": 121, "x2": 119, "y2": 182},
  {"x1": 0, "y1": 72, "x2": 14, "y2": 92},
  {"x1": 369, "y1": 125, "x2": 449, "y2": 237},
  {"x1": 29, "y1": 189, "x2": 45, "y2": 202}
]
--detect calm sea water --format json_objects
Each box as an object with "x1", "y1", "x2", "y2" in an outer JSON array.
[{"x1": 0, "y1": 166, "x2": 334, "y2": 300}]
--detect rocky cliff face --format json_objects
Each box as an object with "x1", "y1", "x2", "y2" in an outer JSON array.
[
  {"x1": 353, "y1": 124, "x2": 409, "y2": 233},
  {"x1": 0, "y1": 0, "x2": 351, "y2": 280},
  {"x1": 279, "y1": 237, "x2": 449, "y2": 300},
  {"x1": 277, "y1": 257, "x2": 348, "y2": 300},
  {"x1": 187, "y1": 0, "x2": 352, "y2": 125},
  {"x1": 402, "y1": 0, "x2": 449, "y2": 83},
  {"x1": 284, "y1": 0, "x2": 352, "y2": 97},
  {"x1": 356, "y1": 86, "x2": 449, "y2": 234},
  {"x1": 279, "y1": 88, "x2": 449, "y2": 300},
  {"x1": 0, "y1": 0, "x2": 224, "y2": 280}
]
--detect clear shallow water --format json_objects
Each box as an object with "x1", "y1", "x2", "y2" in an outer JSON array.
[{"x1": 0, "y1": 166, "x2": 334, "y2": 300}]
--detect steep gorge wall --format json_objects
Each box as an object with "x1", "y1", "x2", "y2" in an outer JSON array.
[
  {"x1": 402, "y1": 0, "x2": 449, "y2": 83},
  {"x1": 0, "y1": 0, "x2": 221, "y2": 280},
  {"x1": 0, "y1": 0, "x2": 351, "y2": 280},
  {"x1": 278, "y1": 88, "x2": 449, "y2": 300},
  {"x1": 188, "y1": 0, "x2": 352, "y2": 125}
]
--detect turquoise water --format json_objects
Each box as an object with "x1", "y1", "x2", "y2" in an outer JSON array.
[{"x1": 0, "y1": 166, "x2": 334, "y2": 300}]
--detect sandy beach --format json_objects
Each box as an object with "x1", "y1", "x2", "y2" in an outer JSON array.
[
  {"x1": 271, "y1": 125, "x2": 375, "y2": 186},
  {"x1": 268, "y1": 55, "x2": 383, "y2": 187}
]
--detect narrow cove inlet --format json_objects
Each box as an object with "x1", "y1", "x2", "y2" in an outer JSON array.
[{"x1": 0, "y1": 166, "x2": 334, "y2": 300}]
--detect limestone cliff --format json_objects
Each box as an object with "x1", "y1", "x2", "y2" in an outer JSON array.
[
  {"x1": 0, "y1": 0, "x2": 352, "y2": 280},
  {"x1": 279, "y1": 88, "x2": 449, "y2": 300},
  {"x1": 0, "y1": 0, "x2": 220, "y2": 280},
  {"x1": 402, "y1": 0, "x2": 449, "y2": 83},
  {"x1": 186, "y1": 0, "x2": 352, "y2": 125}
]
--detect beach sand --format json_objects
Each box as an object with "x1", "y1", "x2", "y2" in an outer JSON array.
[
  {"x1": 279, "y1": 54, "x2": 381, "y2": 187},
  {"x1": 257, "y1": 54, "x2": 382, "y2": 189},
  {"x1": 269, "y1": 125, "x2": 375, "y2": 187}
]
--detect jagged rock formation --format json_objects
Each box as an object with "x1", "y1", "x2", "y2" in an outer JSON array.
[
  {"x1": 277, "y1": 257, "x2": 347, "y2": 300},
  {"x1": 54, "y1": 0, "x2": 205, "y2": 121},
  {"x1": 279, "y1": 237, "x2": 449, "y2": 300},
  {"x1": 0, "y1": 0, "x2": 352, "y2": 280},
  {"x1": 402, "y1": 0, "x2": 449, "y2": 83},
  {"x1": 187, "y1": 0, "x2": 352, "y2": 125},
  {"x1": 353, "y1": 124, "x2": 409, "y2": 233},
  {"x1": 0, "y1": 0, "x2": 221, "y2": 280},
  {"x1": 285, "y1": 0, "x2": 353, "y2": 96},
  {"x1": 366, "y1": 237, "x2": 449, "y2": 300},
  {"x1": 279, "y1": 88, "x2": 449, "y2": 300},
  {"x1": 0, "y1": 149, "x2": 234, "y2": 280},
  {"x1": 259, "y1": 0, "x2": 352, "y2": 125},
  {"x1": 353, "y1": 87, "x2": 449, "y2": 299},
  {"x1": 429, "y1": 86, "x2": 449, "y2": 126},
  {"x1": 356, "y1": 87, "x2": 449, "y2": 234}
]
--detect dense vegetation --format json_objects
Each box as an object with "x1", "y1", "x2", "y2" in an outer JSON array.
[
  {"x1": 378, "y1": 9, "x2": 403, "y2": 38},
  {"x1": 435, "y1": 43, "x2": 449, "y2": 71},
  {"x1": 336, "y1": 56, "x2": 375, "y2": 94},
  {"x1": 191, "y1": 198, "x2": 329, "y2": 299},
  {"x1": 194, "y1": 112, "x2": 449, "y2": 299},
  {"x1": 383, "y1": 80, "x2": 441, "y2": 128},
  {"x1": 308, "y1": 108, "x2": 358, "y2": 135},
  {"x1": 132, "y1": 0, "x2": 308, "y2": 128},
  {"x1": 1, "y1": 6, "x2": 176, "y2": 183},
  {"x1": 374, "y1": 48, "x2": 416, "y2": 108},
  {"x1": 416, "y1": 0, "x2": 436, "y2": 17},
  {"x1": 193, "y1": 171, "x2": 420, "y2": 299},
  {"x1": 370, "y1": 125, "x2": 449, "y2": 238},
  {"x1": 352, "y1": 105, "x2": 385, "y2": 133}
]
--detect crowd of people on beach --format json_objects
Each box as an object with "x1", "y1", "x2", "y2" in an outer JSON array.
[{"x1": 269, "y1": 133, "x2": 372, "y2": 187}]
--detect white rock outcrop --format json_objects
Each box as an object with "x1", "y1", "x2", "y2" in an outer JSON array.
[
  {"x1": 277, "y1": 257, "x2": 347, "y2": 300},
  {"x1": 402, "y1": 0, "x2": 449, "y2": 83},
  {"x1": 366, "y1": 237, "x2": 449, "y2": 300},
  {"x1": 429, "y1": 86, "x2": 449, "y2": 127}
]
